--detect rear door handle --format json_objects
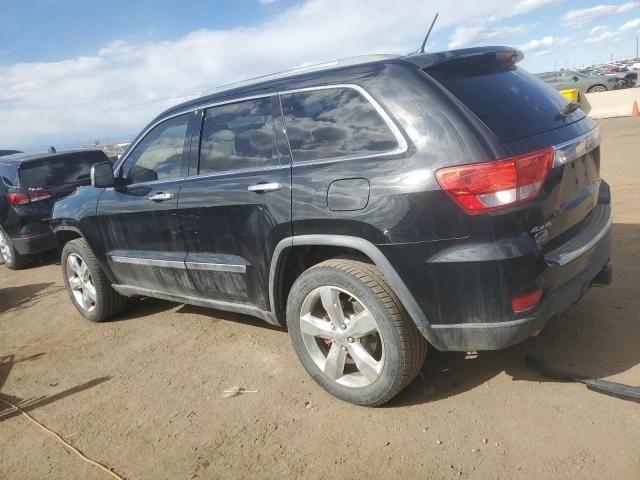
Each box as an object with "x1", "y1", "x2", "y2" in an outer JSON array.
[
  {"x1": 149, "y1": 192, "x2": 174, "y2": 202},
  {"x1": 247, "y1": 182, "x2": 281, "y2": 193}
]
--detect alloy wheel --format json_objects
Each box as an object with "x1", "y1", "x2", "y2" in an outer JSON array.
[
  {"x1": 67, "y1": 253, "x2": 97, "y2": 312},
  {"x1": 299, "y1": 286, "x2": 384, "y2": 388},
  {"x1": 0, "y1": 230, "x2": 12, "y2": 264}
]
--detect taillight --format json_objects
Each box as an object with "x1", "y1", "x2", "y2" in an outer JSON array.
[
  {"x1": 7, "y1": 191, "x2": 52, "y2": 205},
  {"x1": 435, "y1": 147, "x2": 553, "y2": 214}
]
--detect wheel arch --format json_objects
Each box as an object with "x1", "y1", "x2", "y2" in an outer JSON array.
[{"x1": 269, "y1": 235, "x2": 442, "y2": 348}]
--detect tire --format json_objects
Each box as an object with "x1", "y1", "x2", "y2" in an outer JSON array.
[
  {"x1": 587, "y1": 85, "x2": 607, "y2": 93},
  {"x1": 61, "y1": 238, "x2": 129, "y2": 322},
  {"x1": 0, "y1": 227, "x2": 28, "y2": 270},
  {"x1": 286, "y1": 259, "x2": 427, "y2": 406}
]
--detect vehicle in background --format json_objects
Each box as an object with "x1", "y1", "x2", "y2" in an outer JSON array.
[
  {"x1": 632, "y1": 62, "x2": 640, "y2": 70},
  {"x1": 605, "y1": 70, "x2": 637, "y2": 87},
  {"x1": 0, "y1": 150, "x2": 22, "y2": 157},
  {"x1": 536, "y1": 70, "x2": 626, "y2": 94},
  {"x1": 51, "y1": 47, "x2": 612, "y2": 406},
  {"x1": 0, "y1": 149, "x2": 110, "y2": 269}
]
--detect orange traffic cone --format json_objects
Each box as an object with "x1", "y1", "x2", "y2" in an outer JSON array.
[{"x1": 633, "y1": 100, "x2": 640, "y2": 117}]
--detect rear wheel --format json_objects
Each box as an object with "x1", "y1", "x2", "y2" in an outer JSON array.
[
  {"x1": 0, "y1": 227, "x2": 28, "y2": 270},
  {"x1": 587, "y1": 85, "x2": 607, "y2": 93},
  {"x1": 286, "y1": 259, "x2": 427, "y2": 406},
  {"x1": 61, "y1": 239, "x2": 129, "y2": 322}
]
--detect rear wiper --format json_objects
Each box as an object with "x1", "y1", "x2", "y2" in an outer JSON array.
[{"x1": 555, "y1": 102, "x2": 580, "y2": 120}]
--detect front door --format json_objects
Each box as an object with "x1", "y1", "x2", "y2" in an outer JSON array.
[
  {"x1": 178, "y1": 94, "x2": 291, "y2": 311},
  {"x1": 97, "y1": 112, "x2": 198, "y2": 295}
]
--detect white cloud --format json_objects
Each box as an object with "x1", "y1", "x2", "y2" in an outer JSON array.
[
  {"x1": 448, "y1": 24, "x2": 534, "y2": 49},
  {"x1": 585, "y1": 30, "x2": 623, "y2": 44},
  {"x1": 489, "y1": 0, "x2": 566, "y2": 21},
  {"x1": 619, "y1": 18, "x2": 640, "y2": 31},
  {"x1": 562, "y1": 2, "x2": 639, "y2": 27},
  {"x1": 519, "y1": 35, "x2": 571, "y2": 51},
  {"x1": 0, "y1": 0, "x2": 563, "y2": 148},
  {"x1": 535, "y1": 49, "x2": 551, "y2": 56},
  {"x1": 590, "y1": 25, "x2": 608, "y2": 34},
  {"x1": 258, "y1": 0, "x2": 278, "y2": 4}
]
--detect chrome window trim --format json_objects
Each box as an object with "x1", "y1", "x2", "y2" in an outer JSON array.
[
  {"x1": 185, "y1": 262, "x2": 246, "y2": 273},
  {"x1": 185, "y1": 163, "x2": 289, "y2": 181},
  {"x1": 553, "y1": 126, "x2": 600, "y2": 167},
  {"x1": 278, "y1": 84, "x2": 408, "y2": 164},
  {"x1": 114, "y1": 93, "x2": 277, "y2": 175}
]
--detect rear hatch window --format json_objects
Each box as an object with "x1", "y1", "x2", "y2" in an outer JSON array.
[
  {"x1": 427, "y1": 63, "x2": 585, "y2": 142},
  {"x1": 19, "y1": 152, "x2": 106, "y2": 188}
]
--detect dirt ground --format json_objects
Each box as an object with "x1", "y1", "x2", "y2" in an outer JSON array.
[{"x1": 1, "y1": 117, "x2": 639, "y2": 480}]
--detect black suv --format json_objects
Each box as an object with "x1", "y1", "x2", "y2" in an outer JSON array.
[
  {"x1": 51, "y1": 47, "x2": 612, "y2": 406},
  {"x1": 0, "y1": 149, "x2": 110, "y2": 269}
]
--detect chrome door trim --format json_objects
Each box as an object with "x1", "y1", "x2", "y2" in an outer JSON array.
[
  {"x1": 110, "y1": 255, "x2": 187, "y2": 269},
  {"x1": 185, "y1": 262, "x2": 247, "y2": 273}
]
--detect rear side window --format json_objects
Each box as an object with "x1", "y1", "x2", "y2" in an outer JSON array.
[
  {"x1": 428, "y1": 66, "x2": 585, "y2": 143},
  {"x1": 199, "y1": 97, "x2": 278, "y2": 175},
  {"x1": 280, "y1": 87, "x2": 398, "y2": 162},
  {"x1": 18, "y1": 152, "x2": 108, "y2": 188}
]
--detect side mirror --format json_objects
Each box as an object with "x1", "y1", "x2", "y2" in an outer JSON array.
[
  {"x1": 572, "y1": 76, "x2": 579, "y2": 82},
  {"x1": 91, "y1": 162, "x2": 115, "y2": 188}
]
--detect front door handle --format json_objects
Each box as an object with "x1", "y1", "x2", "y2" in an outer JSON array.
[
  {"x1": 247, "y1": 182, "x2": 281, "y2": 193},
  {"x1": 149, "y1": 192, "x2": 174, "y2": 202}
]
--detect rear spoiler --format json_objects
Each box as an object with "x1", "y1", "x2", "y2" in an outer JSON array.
[{"x1": 402, "y1": 46, "x2": 524, "y2": 71}]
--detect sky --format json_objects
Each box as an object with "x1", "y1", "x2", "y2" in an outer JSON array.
[{"x1": 1, "y1": 0, "x2": 639, "y2": 150}]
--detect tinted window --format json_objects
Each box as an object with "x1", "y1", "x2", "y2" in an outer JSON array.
[
  {"x1": 18, "y1": 152, "x2": 108, "y2": 188},
  {"x1": 199, "y1": 97, "x2": 277, "y2": 174},
  {"x1": 0, "y1": 164, "x2": 17, "y2": 187},
  {"x1": 428, "y1": 67, "x2": 585, "y2": 143},
  {"x1": 123, "y1": 114, "x2": 189, "y2": 183},
  {"x1": 280, "y1": 88, "x2": 398, "y2": 162}
]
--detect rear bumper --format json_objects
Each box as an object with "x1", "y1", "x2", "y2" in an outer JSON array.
[
  {"x1": 380, "y1": 204, "x2": 613, "y2": 352},
  {"x1": 12, "y1": 231, "x2": 55, "y2": 255},
  {"x1": 429, "y1": 254, "x2": 612, "y2": 351}
]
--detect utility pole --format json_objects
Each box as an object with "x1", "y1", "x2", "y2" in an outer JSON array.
[{"x1": 636, "y1": 33, "x2": 638, "y2": 61}]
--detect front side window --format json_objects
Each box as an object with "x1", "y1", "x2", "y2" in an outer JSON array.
[
  {"x1": 280, "y1": 87, "x2": 398, "y2": 162},
  {"x1": 122, "y1": 114, "x2": 190, "y2": 184},
  {"x1": 199, "y1": 97, "x2": 278, "y2": 175}
]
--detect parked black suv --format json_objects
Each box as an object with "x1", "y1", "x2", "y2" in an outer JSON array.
[
  {"x1": 0, "y1": 149, "x2": 110, "y2": 269},
  {"x1": 51, "y1": 47, "x2": 612, "y2": 405}
]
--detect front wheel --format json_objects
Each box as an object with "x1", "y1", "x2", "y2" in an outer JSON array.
[
  {"x1": 587, "y1": 85, "x2": 607, "y2": 93},
  {"x1": 61, "y1": 239, "x2": 129, "y2": 322},
  {"x1": 286, "y1": 259, "x2": 427, "y2": 406}
]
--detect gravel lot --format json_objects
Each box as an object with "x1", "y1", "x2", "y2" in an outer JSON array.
[{"x1": 1, "y1": 117, "x2": 639, "y2": 480}]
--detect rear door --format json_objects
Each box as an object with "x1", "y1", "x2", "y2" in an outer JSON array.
[
  {"x1": 178, "y1": 93, "x2": 291, "y2": 311},
  {"x1": 97, "y1": 113, "x2": 198, "y2": 295}
]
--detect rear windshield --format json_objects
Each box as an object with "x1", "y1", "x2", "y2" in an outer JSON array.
[
  {"x1": 19, "y1": 152, "x2": 107, "y2": 188},
  {"x1": 427, "y1": 66, "x2": 585, "y2": 142}
]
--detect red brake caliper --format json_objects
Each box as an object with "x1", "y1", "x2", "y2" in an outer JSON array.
[{"x1": 322, "y1": 315, "x2": 333, "y2": 346}]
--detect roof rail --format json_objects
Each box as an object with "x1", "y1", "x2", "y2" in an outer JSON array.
[{"x1": 204, "y1": 54, "x2": 399, "y2": 96}]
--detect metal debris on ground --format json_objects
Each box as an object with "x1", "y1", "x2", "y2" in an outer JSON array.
[
  {"x1": 222, "y1": 387, "x2": 258, "y2": 398},
  {"x1": 526, "y1": 355, "x2": 640, "y2": 403}
]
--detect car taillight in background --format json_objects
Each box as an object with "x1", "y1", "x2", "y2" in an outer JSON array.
[
  {"x1": 7, "y1": 191, "x2": 52, "y2": 205},
  {"x1": 435, "y1": 147, "x2": 554, "y2": 214}
]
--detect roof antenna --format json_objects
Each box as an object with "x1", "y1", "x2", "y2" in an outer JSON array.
[{"x1": 416, "y1": 13, "x2": 439, "y2": 54}]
